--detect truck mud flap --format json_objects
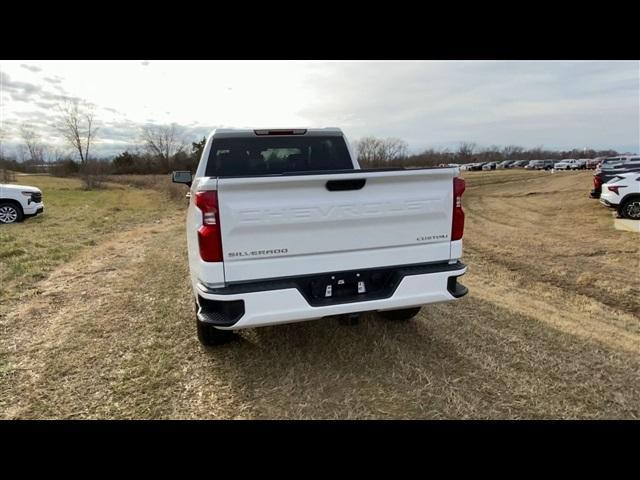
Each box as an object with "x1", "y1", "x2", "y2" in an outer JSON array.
[{"x1": 447, "y1": 275, "x2": 468, "y2": 298}]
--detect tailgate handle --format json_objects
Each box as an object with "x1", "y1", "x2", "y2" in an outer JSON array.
[{"x1": 326, "y1": 179, "x2": 366, "y2": 191}]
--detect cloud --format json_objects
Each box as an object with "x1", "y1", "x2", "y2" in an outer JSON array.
[
  {"x1": 20, "y1": 64, "x2": 42, "y2": 73},
  {"x1": 34, "y1": 101, "x2": 59, "y2": 110},
  {"x1": 1, "y1": 72, "x2": 43, "y2": 100},
  {"x1": 99, "y1": 120, "x2": 142, "y2": 142},
  {"x1": 1, "y1": 71, "x2": 77, "y2": 106},
  {"x1": 296, "y1": 61, "x2": 639, "y2": 152},
  {"x1": 43, "y1": 76, "x2": 63, "y2": 84},
  {"x1": 1, "y1": 61, "x2": 638, "y2": 156},
  {"x1": 81, "y1": 121, "x2": 216, "y2": 157}
]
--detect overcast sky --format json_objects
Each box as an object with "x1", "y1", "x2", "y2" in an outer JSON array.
[{"x1": 1, "y1": 60, "x2": 638, "y2": 158}]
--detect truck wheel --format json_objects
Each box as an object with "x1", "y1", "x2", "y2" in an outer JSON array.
[
  {"x1": 0, "y1": 202, "x2": 23, "y2": 224},
  {"x1": 197, "y1": 319, "x2": 236, "y2": 346},
  {"x1": 378, "y1": 307, "x2": 421, "y2": 321},
  {"x1": 194, "y1": 301, "x2": 237, "y2": 346},
  {"x1": 619, "y1": 197, "x2": 640, "y2": 220}
]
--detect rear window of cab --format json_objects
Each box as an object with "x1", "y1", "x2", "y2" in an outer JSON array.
[{"x1": 205, "y1": 135, "x2": 353, "y2": 177}]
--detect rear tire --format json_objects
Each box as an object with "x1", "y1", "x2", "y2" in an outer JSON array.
[
  {"x1": 195, "y1": 302, "x2": 237, "y2": 346},
  {"x1": 619, "y1": 197, "x2": 640, "y2": 220},
  {"x1": 197, "y1": 320, "x2": 237, "y2": 346},
  {"x1": 378, "y1": 307, "x2": 422, "y2": 321},
  {"x1": 0, "y1": 202, "x2": 23, "y2": 224}
]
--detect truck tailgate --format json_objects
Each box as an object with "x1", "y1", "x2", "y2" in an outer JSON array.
[{"x1": 216, "y1": 168, "x2": 456, "y2": 283}]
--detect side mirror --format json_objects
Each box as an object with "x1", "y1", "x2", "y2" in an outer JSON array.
[{"x1": 172, "y1": 171, "x2": 192, "y2": 186}]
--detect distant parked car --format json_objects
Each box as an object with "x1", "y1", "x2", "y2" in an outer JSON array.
[
  {"x1": 600, "y1": 172, "x2": 640, "y2": 219},
  {"x1": 554, "y1": 159, "x2": 580, "y2": 170},
  {"x1": 526, "y1": 160, "x2": 555, "y2": 170},
  {"x1": 482, "y1": 162, "x2": 497, "y2": 171},
  {"x1": 511, "y1": 160, "x2": 529, "y2": 168},
  {"x1": 575, "y1": 159, "x2": 588, "y2": 170},
  {"x1": 603, "y1": 156, "x2": 640, "y2": 173},
  {"x1": 596, "y1": 156, "x2": 633, "y2": 174},
  {"x1": 586, "y1": 157, "x2": 604, "y2": 169},
  {"x1": 468, "y1": 162, "x2": 486, "y2": 171},
  {"x1": 497, "y1": 160, "x2": 515, "y2": 169}
]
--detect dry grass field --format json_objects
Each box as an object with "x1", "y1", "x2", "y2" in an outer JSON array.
[{"x1": 1, "y1": 169, "x2": 638, "y2": 419}]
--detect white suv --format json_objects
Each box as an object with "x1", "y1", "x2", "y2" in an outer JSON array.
[
  {"x1": 600, "y1": 172, "x2": 640, "y2": 219},
  {"x1": 0, "y1": 183, "x2": 44, "y2": 224}
]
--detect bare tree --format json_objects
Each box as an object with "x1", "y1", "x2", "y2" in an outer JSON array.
[
  {"x1": 457, "y1": 142, "x2": 476, "y2": 161},
  {"x1": 354, "y1": 136, "x2": 384, "y2": 165},
  {"x1": 140, "y1": 124, "x2": 185, "y2": 171},
  {"x1": 19, "y1": 124, "x2": 47, "y2": 164},
  {"x1": 55, "y1": 98, "x2": 98, "y2": 165},
  {"x1": 0, "y1": 128, "x2": 16, "y2": 182},
  {"x1": 501, "y1": 144, "x2": 524, "y2": 160},
  {"x1": 355, "y1": 136, "x2": 409, "y2": 167},
  {"x1": 17, "y1": 144, "x2": 29, "y2": 163},
  {"x1": 0, "y1": 128, "x2": 6, "y2": 164},
  {"x1": 380, "y1": 137, "x2": 409, "y2": 162},
  {"x1": 48, "y1": 147, "x2": 67, "y2": 163}
]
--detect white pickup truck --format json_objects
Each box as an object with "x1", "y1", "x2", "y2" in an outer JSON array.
[
  {"x1": 173, "y1": 128, "x2": 468, "y2": 345},
  {"x1": 554, "y1": 159, "x2": 580, "y2": 170},
  {"x1": 0, "y1": 182, "x2": 44, "y2": 224}
]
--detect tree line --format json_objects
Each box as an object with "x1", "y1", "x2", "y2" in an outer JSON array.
[
  {"x1": 353, "y1": 138, "x2": 622, "y2": 169},
  {"x1": 1, "y1": 116, "x2": 625, "y2": 186}
]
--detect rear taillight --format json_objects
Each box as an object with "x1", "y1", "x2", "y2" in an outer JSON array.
[
  {"x1": 195, "y1": 191, "x2": 223, "y2": 262},
  {"x1": 607, "y1": 185, "x2": 625, "y2": 195},
  {"x1": 452, "y1": 177, "x2": 465, "y2": 241},
  {"x1": 594, "y1": 176, "x2": 601, "y2": 188}
]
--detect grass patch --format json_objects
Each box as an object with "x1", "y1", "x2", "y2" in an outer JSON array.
[
  {"x1": 0, "y1": 175, "x2": 183, "y2": 304},
  {"x1": 0, "y1": 247, "x2": 27, "y2": 259},
  {"x1": 102, "y1": 174, "x2": 188, "y2": 204}
]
